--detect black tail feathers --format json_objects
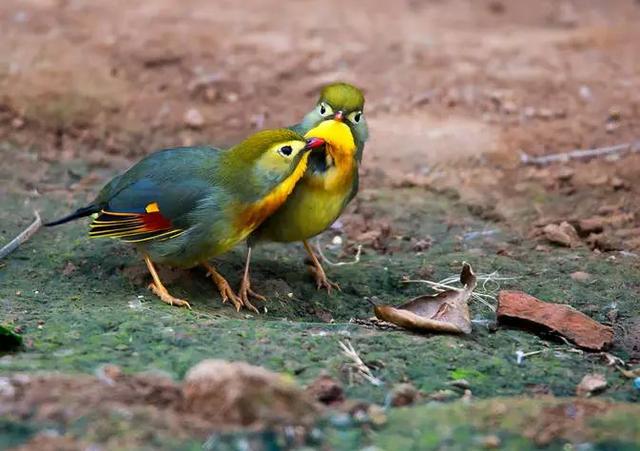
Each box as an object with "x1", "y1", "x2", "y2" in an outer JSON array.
[{"x1": 44, "y1": 205, "x2": 100, "y2": 227}]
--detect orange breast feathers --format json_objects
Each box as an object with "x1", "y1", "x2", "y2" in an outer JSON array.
[
  {"x1": 236, "y1": 152, "x2": 311, "y2": 232},
  {"x1": 303, "y1": 119, "x2": 357, "y2": 192}
]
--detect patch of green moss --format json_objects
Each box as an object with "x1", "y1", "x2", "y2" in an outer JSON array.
[{"x1": 1, "y1": 183, "x2": 638, "y2": 404}]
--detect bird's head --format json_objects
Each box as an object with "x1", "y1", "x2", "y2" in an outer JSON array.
[
  {"x1": 301, "y1": 82, "x2": 369, "y2": 145},
  {"x1": 225, "y1": 128, "x2": 324, "y2": 199}
]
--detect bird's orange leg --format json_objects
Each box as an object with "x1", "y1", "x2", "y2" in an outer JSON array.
[
  {"x1": 144, "y1": 255, "x2": 191, "y2": 309},
  {"x1": 202, "y1": 262, "x2": 258, "y2": 313},
  {"x1": 238, "y1": 246, "x2": 267, "y2": 308},
  {"x1": 303, "y1": 239, "x2": 340, "y2": 293}
]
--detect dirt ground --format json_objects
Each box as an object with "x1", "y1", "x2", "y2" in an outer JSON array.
[{"x1": 1, "y1": 0, "x2": 640, "y2": 449}]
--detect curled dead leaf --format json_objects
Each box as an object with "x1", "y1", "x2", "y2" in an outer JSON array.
[{"x1": 373, "y1": 263, "x2": 475, "y2": 334}]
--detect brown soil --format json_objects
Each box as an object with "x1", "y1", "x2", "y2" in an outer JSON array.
[
  {"x1": 1, "y1": 360, "x2": 318, "y2": 448},
  {"x1": 2, "y1": 0, "x2": 640, "y2": 247}
]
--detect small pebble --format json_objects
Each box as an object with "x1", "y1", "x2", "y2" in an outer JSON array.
[
  {"x1": 183, "y1": 108, "x2": 204, "y2": 129},
  {"x1": 578, "y1": 85, "x2": 592, "y2": 100},
  {"x1": 570, "y1": 271, "x2": 591, "y2": 282},
  {"x1": 481, "y1": 434, "x2": 501, "y2": 449}
]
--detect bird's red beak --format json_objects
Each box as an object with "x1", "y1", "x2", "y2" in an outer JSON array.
[
  {"x1": 334, "y1": 111, "x2": 344, "y2": 122},
  {"x1": 304, "y1": 137, "x2": 325, "y2": 150}
]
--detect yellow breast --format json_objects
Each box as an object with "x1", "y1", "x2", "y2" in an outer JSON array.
[{"x1": 252, "y1": 119, "x2": 359, "y2": 243}]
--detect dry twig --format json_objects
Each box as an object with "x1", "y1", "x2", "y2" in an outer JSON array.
[
  {"x1": 520, "y1": 141, "x2": 640, "y2": 166},
  {"x1": 338, "y1": 340, "x2": 383, "y2": 386},
  {"x1": 0, "y1": 211, "x2": 42, "y2": 260}
]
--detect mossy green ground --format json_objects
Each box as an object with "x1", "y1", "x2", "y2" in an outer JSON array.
[{"x1": 1, "y1": 155, "x2": 639, "y2": 449}]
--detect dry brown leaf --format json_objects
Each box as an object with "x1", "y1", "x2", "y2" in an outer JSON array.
[
  {"x1": 497, "y1": 291, "x2": 614, "y2": 350},
  {"x1": 373, "y1": 263, "x2": 475, "y2": 334}
]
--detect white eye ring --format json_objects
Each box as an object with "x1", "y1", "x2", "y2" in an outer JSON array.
[
  {"x1": 347, "y1": 111, "x2": 363, "y2": 124},
  {"x1": 278, "y1": 145, "x2": 293, "y2": 157},
  {"x1": 318, "y1": 102, "x2": 333, "y2": 117}
]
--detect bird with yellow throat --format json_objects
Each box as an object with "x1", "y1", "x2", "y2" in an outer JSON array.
[
  {"x1": 239, "y1": 82, "x2": 368, "y2": 306},
  {"x1": 45, "y1": 129, "x2": 325, "y2": 312}
]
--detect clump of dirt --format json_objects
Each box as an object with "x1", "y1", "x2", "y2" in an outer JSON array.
[
  {"x1": 305, "y1": 373, "x2": 345, "y2": 406},
  {"x1": 0, "y1": 360, "x2": 320, "y2": 448},
  {"x1": 530, "y1": 205, "x2": 639, "y2": 252},
  {"x1": 11, "y1": 435, "x2": 87, "y2": 451},
  {"x1": 524, "y1": 399, "x2": 612, "y2": 446},
  {"x1": 182, "y1": 359, "x2": 319, "y2": 429}
]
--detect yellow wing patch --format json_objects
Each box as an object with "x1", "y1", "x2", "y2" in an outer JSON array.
[{"x1": 145, "y1": 202, "x2": 160, "y2": 213}]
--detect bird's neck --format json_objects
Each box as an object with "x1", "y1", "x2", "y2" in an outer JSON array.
[{"x1": 234, "y1": 152, "x2": 311, "y2": 233}]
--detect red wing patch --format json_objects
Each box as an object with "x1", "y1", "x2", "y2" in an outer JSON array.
[{"x1": 89, "y1": 202, "x2": 184, "y2": 243}]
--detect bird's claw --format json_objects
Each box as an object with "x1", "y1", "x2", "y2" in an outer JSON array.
[
  {"x1": 208, "y1": 271, "x2": 258, "y2": 314},
  {"x1": 238, "y1": 278, "x2": 267, "y2": 308},
  {"x1": 306, "y1": 264, "x2": 341, "y2": 294},
  {"x1": 148, "y1": 282, "x2": 192, "y2": 309}
]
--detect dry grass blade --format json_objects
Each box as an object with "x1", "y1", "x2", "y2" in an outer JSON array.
[
  {"x1": 0, "y1": 211, "x2": 42, "y2": 260},
  {"x1": 402, "y1": 268, "x2": 516, "y2": 312},
  {"x1": 315, "y1": 236, "x2": 362, "y2": 267},
  {"x1": 338, "y1": 340, "x2": 383, "y2": 386}
]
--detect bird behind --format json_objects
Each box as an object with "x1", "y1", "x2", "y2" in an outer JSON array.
[{"x1": 238, "y1": 83, "x2": 368, "y2": 303}]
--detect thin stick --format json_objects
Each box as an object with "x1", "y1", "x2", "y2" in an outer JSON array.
[
  {"x1": 520, "y1": 141, "x2": 640, "y2": 166},
  {"x1": 339, "y1": 340, "x2": 383, "y2": 386},
  {"x1": 0, "y1": 211, "x2": 42, "y2": 260},
  {"x1": 315, "y1": 236, "x2": 362, "y2": 267}
]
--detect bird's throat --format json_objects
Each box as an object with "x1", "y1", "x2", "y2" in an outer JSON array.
[
  {"x1": 235, "y1": 152, "x2": 311, "y2": 235},
  {"x1": 303, "y1": 119, "x2": 357, "y2": 191}
]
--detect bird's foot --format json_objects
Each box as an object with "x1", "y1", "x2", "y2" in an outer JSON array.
[
  {"x1": 148, "y1": 282, "x2": 192, "y2": 309},
  {"x1": 306, "y1": 261, "x2": 341, "y2": 294},
  {"x1": 204, "y1": 264, "x2": 258, "y2": 314},
  {"x1": 238, "y1": 276, "x2": 267, "y2": 311}
]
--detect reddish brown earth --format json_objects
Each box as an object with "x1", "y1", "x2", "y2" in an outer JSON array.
[{"x1": 2, "y1": 0, "x2": 640, "y2": 246}]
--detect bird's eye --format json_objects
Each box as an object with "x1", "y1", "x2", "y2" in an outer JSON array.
[
  {"x1": 347, "y1": 111, "x2": 363, "y2": 124},
  {"x1": 279, "y1": 145, "x2": 293, "y2": 156},
  {"x1": 318, "y1": 103, "x2": 333, "y2": 117}
]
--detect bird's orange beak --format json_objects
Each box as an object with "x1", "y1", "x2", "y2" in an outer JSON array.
[
  {"x1": 304, "y1": 137, "x2": 325, "y2": 150},
  {"x1": 334, "y1": 111, "x2": 344, "y2": 122}
]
